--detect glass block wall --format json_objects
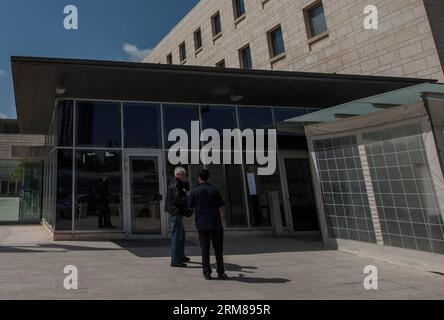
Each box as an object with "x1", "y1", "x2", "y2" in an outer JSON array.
[
  {"x1": 311, "y1": 119, "x2": 444, "y2": 255},
  {"x1": 363, "y1": 124, "x2": 444, "y2": 254},
  {"x1": 313, "y1": 136, "x2": 376, "y2": 243}
]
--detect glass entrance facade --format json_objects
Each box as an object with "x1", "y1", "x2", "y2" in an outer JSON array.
[{"x1": 42, "y1": 99, "x2": 320, "y2": 235}]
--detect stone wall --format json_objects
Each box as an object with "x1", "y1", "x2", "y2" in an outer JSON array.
[
  {"x1": 0, "y1": 134, "x2": 45, "y2": 160},
  {"x1": 145, "y1": 0, "x2": 444, "y2": 82}
]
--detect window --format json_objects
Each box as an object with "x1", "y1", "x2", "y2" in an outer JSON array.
[
  {"x1": 211, "y1": 12, "x2": 222, "y2": 37},
  {"x1": 201, "y1": 105, "x2": 237, "y2": 135},
  {"x1": 166, "y1": 53, "x2": 173, "y2": 65},
  {"x1": 273, "y1": 107, "x2": 306, "y2": 123},
  {"x1": 216, "y1": 59, "x2": 226, "y2": 68},
  {"x1": 267, "y1": 25, "x2": 285, "y2": 58},
  {"x1": 304, "y1": 1, "x2": 328, "y2": 39},
  {"x1": 200, "y1": 105, "x2": 248, "y2": 228},
  {"x1": 76, "y1": 101, "x2": 122, "y2": 148},
  {"x1": 75, "y1": 150, "x2": 123, "y2": 231},
  {"x1": 163, "y1": 104, "x2": 200, "y2": 149},
  {"x1": 56, "y1": 150, "x2": 73, "y2": 230},
  {"x1": 123, "y1": 103, "x2": 162, "y2": 149},
  {"x1": 239, "y1": 45, "x2": 253, "y2": 69},
  {"x1": 273, "y1": 108, "x2": 308, "y2": 150},
  {"x1": 233, "y1": 0, "x2": 246, "y2": 19},
  {"x1": 57, "y1": 100, "x2": 73, "y2": 147},
  {"x1": 179, "y1": 42, "x2": 187, "y2": 62},
  {"x1": 194, "y1": 28, "x2": 203, "y2": 51}
]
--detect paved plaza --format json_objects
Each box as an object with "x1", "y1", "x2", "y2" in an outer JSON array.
[{"x1": 1, "y1": 226, "x2": 444, "y2": 300}]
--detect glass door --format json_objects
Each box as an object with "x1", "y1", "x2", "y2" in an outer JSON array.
[
  {"x1": 124, "y1": 151, "x2": 166, "y2": 237},
  {"x1": 279, "y1": 152, "x2": 319, "y2": 233}
]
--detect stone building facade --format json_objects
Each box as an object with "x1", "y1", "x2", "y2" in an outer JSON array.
[
  {"x1": 145, "y1": 0, "x2": 444, "y2": 82},
  {"x1": 0, "y1": 133, "x2": 45, "y2": 160}
]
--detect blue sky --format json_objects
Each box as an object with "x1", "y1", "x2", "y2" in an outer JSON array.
[{"x1": 0, "y1": 0, "x2": 199, "y2": 119}]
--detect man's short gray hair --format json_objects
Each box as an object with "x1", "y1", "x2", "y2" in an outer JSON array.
[{"x1": 174, "y1": 167, "x2": 187, "y2": 176}]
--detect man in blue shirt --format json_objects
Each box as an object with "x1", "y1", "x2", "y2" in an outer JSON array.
[{"x1": 188, "y1": 169, "x2": 228, "y2": 280}]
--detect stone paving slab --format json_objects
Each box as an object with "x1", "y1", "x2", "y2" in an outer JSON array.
[{"x1": 1, "y1": 226, "x2": 444, "y2": 300}]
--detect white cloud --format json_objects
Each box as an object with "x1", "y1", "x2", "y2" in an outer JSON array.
[
  {"x1": 0, "y1": 70, "x2": 8, "y2": 77},
  {"x1": 122, "y1": 43, "x2": 152, "y2": 62},
  {"x1": 0, "y1": 112, "x2": 8, "y2": 119}
]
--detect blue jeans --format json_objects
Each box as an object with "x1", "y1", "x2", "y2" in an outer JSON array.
[{"x1": 169, "y1": 214, "x2": 186, "y2": 264}]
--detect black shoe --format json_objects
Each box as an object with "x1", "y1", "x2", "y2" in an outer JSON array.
[
  {"x1": 203, "y1": 273, "x2": 213, "y2": 280},
  {"x1": 218, "y1": 273, "x2": 229, "y2": 280},
  {"x1": 171, "y1": 263, "x2": 187, "y2": 268},
  {"x1": 183, "y1": 257, "x2": 191, "y2": 263}
]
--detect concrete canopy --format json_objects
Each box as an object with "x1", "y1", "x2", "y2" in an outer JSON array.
[{"x1": 11, "y1": 56, "x2": 434, "y2": 135}]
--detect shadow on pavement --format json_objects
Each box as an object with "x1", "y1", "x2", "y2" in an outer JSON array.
[
  {"x1": 114, "y1": 234, "x2": 331, "y2": 258},
  {"x1": 188, "y1": 262, "x2": 290, "y2": 283},
  {"x1": 0, "y1": 243, "x2": 123, "y2": 253},
  {"x1": 0, "y1": 234, "x2": 333, "y2": 259},
  {"x1": 229, "y1": 274, "x2": 290, "y2": 284}
]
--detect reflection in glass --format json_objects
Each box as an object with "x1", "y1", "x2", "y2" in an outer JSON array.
[
  {"x1": 75, "y1": 150, "x2": 122, "y2": 230},
  {"x1": 238, "y1": 107, "x2": 273, "y2": 130},
  {"x1": 284, "y1": 158, "x2": 318, "y2": 231},
  {"x1": 163, "y1": 104, "x2": 199, "y2": 149},
  {"x1": 42, "y1": 151, "x2": 56, "y2": 228},
  {"x1": 245, "y1": 163, "x2": 282, "y2": 227},
  {"x1": 56, "y1": 150, "x2": 73, "y2": 230},
  {"x1": 273, "y1": 108, "x2": 305, "y2": 123},
  {"x1": 76, "y1": 101, "x2": 122, "y2": 148},
  {"x1": 19, "y1": 162, "x2": 43, "y2": 221},
  {"x1": 238, "y1": 107, "x2": 274, "y2": 158},
  {"x1": 124, "y1": 103, "x2": 161, "y2": 148},
  {"x1": 274, "y1": 107, "x2": 308, "y2": 150},
  {"x1": 201, "y1": 105, "x2": 237, "y2": 133},
  {"x1": 207, "y1": 164, "x2": 248, "y2": 227},
  {"x1": 130, "y1": 157, "x2": 162, "y2": 234},
  {"x1": 0, "y1": 160, "x2": 21, "y2": 222},
  {"x1": 57, "y1": 100, "x2": 74, "y2": 147}
]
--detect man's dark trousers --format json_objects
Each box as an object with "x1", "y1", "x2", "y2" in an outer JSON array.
[{"x1": 198, "y1": 228, "x2": 225, "y2": 276}]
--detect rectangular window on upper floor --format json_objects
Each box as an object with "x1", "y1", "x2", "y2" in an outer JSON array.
[
  {"x1": 166, "y1": 53, "x2": 173, "y2": 65},
  {"x1": 304, "y1": 0, "x2": 328, "y2": 40},
  {"x1": 267, "y1": 25, "x2": 285, "y2": 58},
  {"x1": 216, "y1": 59, "x2": 226, "y2": 68},
  {"x1": 239, "y1": 45, "x2": 253, "y2": 69},
  {"x1": 211, "y1": 11, "x2": 222, "y2": 38},
  {"x1": 179, "y1": 41, "x2": 187, "y2": 63},
  {"x1": 194, "y1": 28, "x2": 203, "y2": 52},
  {"x1": 233, "y1": 0, "x2": 246, "y2": 20}
]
